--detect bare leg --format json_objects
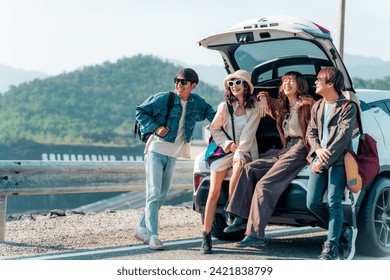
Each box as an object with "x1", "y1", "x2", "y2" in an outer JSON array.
[
  {"x1": 228, "y1": 160, "x2": 245, "y2": 200},
  {"x1": 204, "y1": 169, "x2": 229, "y2": 232}
]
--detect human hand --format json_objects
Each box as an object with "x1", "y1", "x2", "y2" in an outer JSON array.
[
  {"x1": 256, "y1": 92, "x2": 268, "y2": 117},
  {"x1": 312, "y1": 160, "x2": 324, "y2": 173},
  {"x1": 315, "y1": 148, "x2": 331, "y2": 164},
  {"x1": 256, "y1": 91, "x2": 268, "y2": 100},
  {"x1": 155, "y1": 126, "x2": 169, "y2": 137},
  {"x1": 228, "y1": 142, "x2": 239, "y2": 152}
]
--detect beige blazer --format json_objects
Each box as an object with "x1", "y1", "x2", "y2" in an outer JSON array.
[{"x1": 210, "y1": 101, "x2": 261, "y2": 162}]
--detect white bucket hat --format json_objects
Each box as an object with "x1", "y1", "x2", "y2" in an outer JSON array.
[{"x1": 223, "y1": 69, "x2": 254, "y2": 94}]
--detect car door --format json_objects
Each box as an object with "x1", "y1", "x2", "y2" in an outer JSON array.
[
  {"x1": 368, "y1": 99, "x2": 390, "y2": 151},
  {"x1": 198, "y1": 15, "x2": 354, "y2": 91}
]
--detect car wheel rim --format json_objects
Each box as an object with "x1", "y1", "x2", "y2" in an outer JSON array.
[{"x1": 374, "y1": 187, "x2": 390, "y2": 248}]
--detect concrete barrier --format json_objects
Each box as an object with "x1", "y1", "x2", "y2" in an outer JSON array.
[{"x1": 0, "y1": 160, "x2": 194, "y2": 242}]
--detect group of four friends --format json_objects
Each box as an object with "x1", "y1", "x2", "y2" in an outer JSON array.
[{"x1": 134, "y1": 66, "x2": 358, "y2": 260}]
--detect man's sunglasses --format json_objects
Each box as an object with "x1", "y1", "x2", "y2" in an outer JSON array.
[
  {"x1": 227, "y1": 79, "x2": 243, "y2": 87},
  {"x1": 174, "y1": 78, "x2": 190, "y2": 85}
]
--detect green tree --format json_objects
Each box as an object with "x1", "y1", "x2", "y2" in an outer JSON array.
[{"x1": 0, "y1": 55, "x2": 221, "y2": 146}]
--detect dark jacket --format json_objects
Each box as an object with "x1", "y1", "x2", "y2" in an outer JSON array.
[{"x1": 306, "y1": 96, "x2": 358, "y2": 168}]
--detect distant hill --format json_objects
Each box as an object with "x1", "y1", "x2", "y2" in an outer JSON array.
[
  {"x1": 170, "y1": 60, "x2": 226, "y2": 90},
  {"x1": 0, "y1": 64, "x2": 49, "y2": 93},
  {"x1": 0, "y1": 55, "x2": 222, "y2": 149},
  {"x1": 340, "y1": 54, "x2": 390, "y2": 80},
  {"x1": 173, "y1": 54, "x2": 390, "y2": 89},
  {"x1": 2, "y1": 53, "x2": 388, "y2": 94},
  {"x1": 0, "y1": 53, "x2": 388, "y2": 147}
]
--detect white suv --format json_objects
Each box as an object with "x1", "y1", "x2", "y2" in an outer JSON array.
[{"x1": 192, "y1": 16, "x2": 390, "y2": 257}]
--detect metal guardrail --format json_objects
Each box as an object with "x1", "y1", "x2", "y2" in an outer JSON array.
[{"x1": 0, "y1": 160, "x2": 194, "y2": 242}]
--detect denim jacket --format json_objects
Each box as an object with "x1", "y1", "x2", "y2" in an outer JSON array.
[{"x1": 135, "y1": 91, "x2": 216, "y2": 143}]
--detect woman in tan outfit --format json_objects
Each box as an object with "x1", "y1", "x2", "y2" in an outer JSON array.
[
  {"x1": 225, "y1": 71, "x2": 314, "y2": 248},
  {"x1": 201, "y1": 70, "x2": 262, "y2": 254}
]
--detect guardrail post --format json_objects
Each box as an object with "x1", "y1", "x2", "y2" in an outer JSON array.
[{"x1": 0, "y1": 195, "x2": 6, "y2": 242}]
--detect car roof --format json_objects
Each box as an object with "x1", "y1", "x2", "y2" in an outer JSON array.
[{"x1": 356, "y1": 89, "x2": 390, "y2": 104}]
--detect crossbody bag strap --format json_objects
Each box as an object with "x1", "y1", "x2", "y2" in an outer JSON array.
[
  {"x1": 163, "y1": 91, "x2": 175, "y2": 127},
  {"x1": 342, "y1": 100, "x2": 363, "y2": 134},
  {"x1": 217, "y1": 102, "x2": 235, "y2": 142},
  {"x1": 226, "y1": 102, "x2": 235, "y2": 143}
]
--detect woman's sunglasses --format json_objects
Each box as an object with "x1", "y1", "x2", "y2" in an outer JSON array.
[
  {"x1": 227, "y1": 79, "x2": 243, "y2": 87},
  {"x1": 174, "y1": 78, "x2": 189, "y2": 85}
]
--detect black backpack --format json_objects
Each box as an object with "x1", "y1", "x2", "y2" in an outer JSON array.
[{"x1": 134, "y1": 91, "x2": 175, "y2": 143}]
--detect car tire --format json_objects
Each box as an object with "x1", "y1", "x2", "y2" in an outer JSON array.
[
  {"x1": 356, "y1": 176, "x2": 390, "y2": 257},
  {"x1": 201, "y1": 213, "x2": 245, "y2": 241}
]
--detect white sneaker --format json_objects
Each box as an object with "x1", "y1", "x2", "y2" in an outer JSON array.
[
  {"x1": 149, "y1": 236, "x2": 164, "y2": 250},
  {"x1": 346, "y1": 227, "x2": 358, "y2": 260},
  {"x1": 134, "y1": 227, "x2": 149, "y2": 244},
  {"x1": 340, "y1": 226, "x2": 357, "y2": 260}
]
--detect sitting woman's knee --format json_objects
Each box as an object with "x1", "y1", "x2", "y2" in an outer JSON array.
[{"x1": 233, "y1": 158, "x2": 246, "y2": 170}]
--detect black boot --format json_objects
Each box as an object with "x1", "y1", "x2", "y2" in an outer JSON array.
[
  {"x1": 224, "y1": 217, "x2": 247, "y2": 233},
  {"x1": 226, "y1": 213, "x2": 234, "y2": 226},
  {"x1": 223, "y1": 202, "x2": 233, "y2": 225},
  {"x1": 201, "y1": 231, "x2": 212, "y2": 254}
]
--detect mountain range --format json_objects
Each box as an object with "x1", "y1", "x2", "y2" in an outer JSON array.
[
  {"x1": 0, "y1": 64, "x2": 49, "y2": 93},
  {"x1": 343, "y1": 54, "x2": 390, "y2": 80},
  {"x1": 1, "y1": 54, "x2": 389, "y2": 92},
  {"x1": 0, "y1": 53, "x2": 388, "y2": 160},
  {"x1": 190, "y1": 54, "x2": 390, "y2": 89},
  {"x1": 0, "y1": 55, "x2": 222, "y2": 150}
]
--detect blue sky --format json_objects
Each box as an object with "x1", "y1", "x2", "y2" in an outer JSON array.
[{"x1": 0, "y1": 0, "x2": 389, "y2": 75}]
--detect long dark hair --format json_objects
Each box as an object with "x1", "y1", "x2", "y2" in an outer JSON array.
[
  {"x1": 224, "y1": 81, "x2": 256, "y2": 108},
  {"x1": 278, "y1": 71, "x2": 309, "y2": 112}
]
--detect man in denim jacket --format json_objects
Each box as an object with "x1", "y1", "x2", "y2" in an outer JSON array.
[{"x1": 134, "y1": 68, "x2": 215, "y2": 250}]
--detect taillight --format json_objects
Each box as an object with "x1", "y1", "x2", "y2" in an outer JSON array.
[
  {"x1": 194, "y1": 173, "x2": 207, "y2": 191},
  {"x1": 312, "y1": 22, "x2": 330, "y2": 34}
]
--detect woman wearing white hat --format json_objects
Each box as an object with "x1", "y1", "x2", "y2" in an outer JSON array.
[{"x1": 201, "y1": 70, "x2": 262, "y2": 254}]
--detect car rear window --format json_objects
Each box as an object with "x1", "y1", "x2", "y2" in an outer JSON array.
[
  {"x1": 234, "y1": 38, "x2": 328, "y2": 74},
  {"x1": 256, "y1": 64, "x2": 318, "y2": 83}
]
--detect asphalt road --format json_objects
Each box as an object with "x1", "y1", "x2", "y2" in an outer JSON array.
[
  {"x1": 5, "y1": 226, "x2": 389, "y2": 280},
  {"x1": 11, "y1": 226, "x2": 389, "y2": 261}
]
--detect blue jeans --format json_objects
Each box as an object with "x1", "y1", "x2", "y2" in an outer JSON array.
[
  {"x1": 138, "y1": 151, "x2": 177, "y2": 238},
  {"x1": 306, "y1": 165, "x2": 346, "y2": 245}
]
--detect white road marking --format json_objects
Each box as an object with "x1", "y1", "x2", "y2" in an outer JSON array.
[{"x1": 10, "y1": 226, "x2": 323, "y2": 260}]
